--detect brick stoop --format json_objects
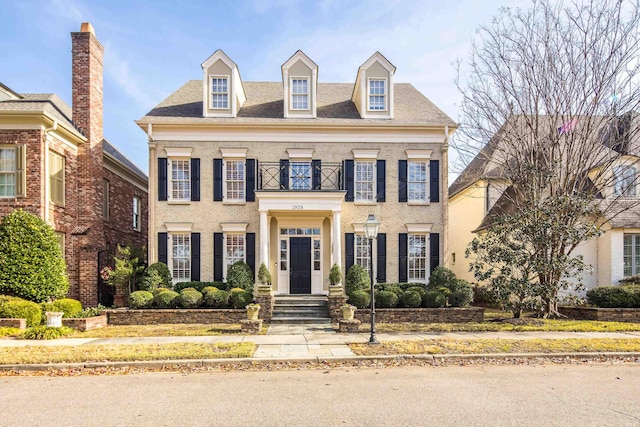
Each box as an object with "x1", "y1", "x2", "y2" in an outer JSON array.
[{"x1": 271, "y1": 295, "x2": 331, "y2": 324}]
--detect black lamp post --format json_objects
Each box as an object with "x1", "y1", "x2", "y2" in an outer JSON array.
[{"x1": 364, "y1": 213, "x2": 380, "y2": 344}]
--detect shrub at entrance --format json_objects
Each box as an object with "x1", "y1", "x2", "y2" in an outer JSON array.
[
  {"x1": 227, "y1": 261, "x2": 254, "y2": 291},
  {"x1": 0, "y1": 210, "x2": 68, "y2": 302},
  {"x1": 348, "y1": 290, "x2": 371, "y2": 309},
  {"x1": 346, "y1": 264, "x2": 369, "y2": 296},
  {"x1": 230, "y1": 290, "x2": 253, "y2": 309},
  {"x1": 129, "y1": 291, "x2": 154, "y2": 309}
]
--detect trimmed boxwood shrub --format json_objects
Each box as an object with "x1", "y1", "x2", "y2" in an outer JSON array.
[
  {"x1": 144, "y1": 262, "x2": 172, "y2": 289},
  {"x1": 129, "y1": 290, "x2": 154, "y2": 309},
  {"x1": 152, "y1": 287, "x2": 171, "y2": 296},
  {"x1": 204, "y1": 289, "x2": 230, "y2": 308},
  {"x1": 401, "y1": 290, "x2": 422, "y2": 308},
  {"x1": 230, "y1": 290, "x2": 254, "y2": 309},
  {"x1": 386, "y1": 286, "x2": 404, "y2": 298},
  {"x1": 48, "y1": 298, "x2": 83, "y2": 318},
  {"x1": 427, "y1": 266, "x2": 473, "y2": 307},
  {"x1": 348, "y1": 290, "x2": 371, "y2": 309},
  {"x1": 346, "y1": 264, "x2": 369, "y2": 296},
  {"x1": 202, "y1": 286, "x2": 219, "y2": 295},
  {"x1": 587, "y1": 285, "x2": 640, "y2": 308},
  {"x1": 174, "y1": 281, "x2": 213, "y2": 293},
  {"x1": 0, "y1": 210, "x2": 68, "y2": 302},
  {"x1": 376, "y1": 290, "x2": 399, "y2": 308},
  {"x1": 406, "y1": 286, "x2": 427, "y2": 298},
  {"x1": 423, "y1": 290, "x2": 447, "y2": 308},
  {"x1": 227, "y1": 261, "x2": 254, "y2": 291},
  {"x1": 0, "y1": 298, "x2": 42, "y2": 326},
  {"x1": 179, "y1": 288, "x2": 203, "y2": 308},
  {"x1": 154, "y1": 290, "x2": 180, "y2": 308}
]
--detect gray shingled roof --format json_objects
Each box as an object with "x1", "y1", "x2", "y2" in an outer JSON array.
[
  {"x1": 138, "y1": 80, "x2": 456, "y2": 126},
  {"x1": 103, "y1": 139, "x2": 148, "y2": 182}
]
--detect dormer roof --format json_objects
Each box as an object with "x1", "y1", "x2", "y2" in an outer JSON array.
[
  {"x1": 281, "y1": 50, "x2": 318, "y2": 76},
  {"x1": 281, "y1": 50, "x2": 318, "y2": 119},
  {"x1": 351, "y1": 51, "x2": 397, "y2": 119},
  {"x1": 201, "y1": 49, "x2": 246, "y2": 118}
]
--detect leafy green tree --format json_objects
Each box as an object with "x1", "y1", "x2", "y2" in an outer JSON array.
[
  {"x1": 0, "y1": 210, "x2": 68, "y2": 302},
  {"x1": 104, "y1": 245, "x2": 145, "y2": 295},
  {"x1": 329, "y1": 264, "x2": 342, "y2": 286}
]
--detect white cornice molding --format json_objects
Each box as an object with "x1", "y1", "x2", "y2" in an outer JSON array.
[
  {"x1": 165, "y1": 222, "x2": 193, "y2": 232},
  {"x1": 287, "y1": 148, "x2": 314, "y2": 159},
  {"x1": 352, "y1": 149, "x2": 379, "y2": 159},
  {"x1": 405, "y1": 149, "x2": 433, "y2": 160},
  {"x1": 220, "y1": 147, "x2": 248, "y2": 158},
  {"x1": 220, "y1": 222, "x2": 248, "y2": 232}
]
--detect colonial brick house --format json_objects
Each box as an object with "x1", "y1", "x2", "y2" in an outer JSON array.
[
  {"x1": 137, "y1": 50, "x2": 455, "y2": 297},
  {"x1": 0, "y1": 23, "x2": 148, "y2": 306}
]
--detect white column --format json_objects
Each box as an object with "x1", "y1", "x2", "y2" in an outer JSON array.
[
  {"x1": 260, "y1": 210, "x2": 269, "y2": 267},
  {"x1": 332, "y1": 210, "x2": 341, "y2": 268}
]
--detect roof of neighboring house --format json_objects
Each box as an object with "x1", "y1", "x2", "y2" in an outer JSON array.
[
  {"x1": 449, "y1": 138, "x2": 505, "y2": 198},
  {"x1": 103, "y1": 139, "x2": 148, "y2": 182},
  {"x1": 608, "y1": 205, "x2": 640, "y2": 228},
  {"x1": 138, "y1": 80, "x2": 457, "y2": 127}
]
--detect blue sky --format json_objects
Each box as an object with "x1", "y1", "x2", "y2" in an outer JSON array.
[{"x1": 0, "y1": 0, "x2": 529, "y2": 176}]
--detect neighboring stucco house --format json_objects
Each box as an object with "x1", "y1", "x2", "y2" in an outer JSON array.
[
  {"x1": 137, "y1": 50, "x2": 456, "y2": 294},
  {"x1": 0, "y1": 23, "x2": 148, "y2": 306},
  {"x1": 449, "y1": 113, "x2": 640, "y2": 290}
]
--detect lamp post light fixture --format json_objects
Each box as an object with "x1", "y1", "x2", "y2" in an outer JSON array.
[{"x1": 364, "y1": 213, "x2": 380, "y2": 344}]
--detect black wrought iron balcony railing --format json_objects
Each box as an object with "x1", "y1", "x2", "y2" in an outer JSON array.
[{"x1": 258, "y1": 161, "x2": 343, "y2": 191}]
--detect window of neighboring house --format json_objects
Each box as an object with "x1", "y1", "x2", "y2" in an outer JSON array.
[
  {"x1": 171, "y1": 233, "x2": 191, "y2": 281},
  {"x1": 290, "y1": 161, "x2": 312, "y2": 190},
  {"x1": 623, "y1": 234, "x2": 640, "y2": 276},
  {"x1": 291, "y1": 78, "x2": 309, "y2": 110},
  {"x1": 225, "y1": 233, "x2": 245, "y2": 271},
  {"x1": 133, "y1": 196, "x2": 141, "y2": 231},
  {"x1": 368, "y1": 79, "x2": 386, "y2": 111},
  {"x1": 408, "y1": 234, "x2": 427, "y2": 282},
  {"x1": 408, "y1": 161, "x2": 427, "y2": 202},
  {"x1": 355, "y1": 160, "x2": 375, "y2": 202},
  {"x1": 0, "y1": 147, "x2": 16, "y2": 197},
  {"x1": 171, "y1": 159, "x2": 190, "y2": 201},
  {"x1": 211, "y1": 76, "x2": 229, "y2": 109},
  {"x1": 102, "y1": 179, "x2": 110, "y2": 219},
  {"x1": 614, "y1": 166, "x2": 636, "y2": 197},
  {"x1": 49, "y1": 151, "x2": 65, "y2": 206},
  {"x1": 355, "y1": 234, "x2": 371, "y2": 273},
  {"x1": 224, "y1": 160, "x2": 245, "y2": 201}
]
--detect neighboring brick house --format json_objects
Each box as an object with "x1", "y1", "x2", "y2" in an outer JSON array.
[
  {"x1": 137, "y1": 50, "x2": 455, "y2": 294},
  {"x1": 0, "y1": 23, "x2": 148, "y2": 306}
]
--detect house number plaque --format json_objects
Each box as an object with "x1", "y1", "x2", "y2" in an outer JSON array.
[{"x1": 292, "y1": 204, "x2": 304, "y2": 210}]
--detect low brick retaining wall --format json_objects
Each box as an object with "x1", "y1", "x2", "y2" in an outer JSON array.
[
  {"x1": 559, "y1": 307, "x2": 640, "y2": 323},
  {"x1": 62, "y1": 315, "x2": 107, "y2": 331},
  {"x1": 0, "y1": 318, "x2": 26, "y2": 329},
  {"x1": 105, "y1": 309, "x2": 246, "y2": 325},
  {"x1": 353, "y1": 307, "x2": 484, "y2": 323}
]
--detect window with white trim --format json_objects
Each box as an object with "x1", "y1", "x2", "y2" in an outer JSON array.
[
  {"x1": 614, "y1": 165, "x2": 636, "y2": 197},
  {"x1": 225, "y1": 233, "x2": 245, "y2": 267},
  {"x1": 355, "y1": 160, "x2": 375, "y2": 202},
  {"x1": 133, "y1": 196, "x2": 141, "y2": 231},
  {"x1": 623, "y1": 234, "x2": 640, "y2": 277},
  {"x1": 49, "y1": 151, "x2": 65, "y2": 206},
  {"x1": 408, "y1": 234, "x2": 427, "y2": 282},
  {"x1": 171, "y1": 159, "x2": 190, "y2": 201},
  {"x1": 290, "y1": 161, "x2": 312, "y2": 190},
  {"x1": 291, "y1": 78, "x2": 309, "y2": 110},
  {"x1": 355, "y1": 234, "x2": 371, "y2": 272},
  {"x1": 224, "y1": 160, "x2": 245, "y2": 201},
  {"x1": 210, "y1": 76, "x2": 229, "y2": 109},
  {"x1": 171, "y1": 233, "x2": 191, "y2": 281},
  {"x1": 408, "y1": 161, "x2": 427, "y2": 202},
  {"x1": 0, "y1": 147, "x2": 16, "y2": 197},
  {"x1": 368, "y1": 79, "x2": 386, "y2": 111}
]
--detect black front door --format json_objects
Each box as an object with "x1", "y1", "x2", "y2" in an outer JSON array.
[{"x1": 290, "y1": 237, "x2": 311, "y2": 294}]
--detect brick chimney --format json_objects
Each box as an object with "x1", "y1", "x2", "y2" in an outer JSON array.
[{"x1": 71, "y1": 22, "x2": 106, "y2": 306}]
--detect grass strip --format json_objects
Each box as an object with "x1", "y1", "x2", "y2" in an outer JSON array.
[
  {"x1": 0, "y1": 342, "x2": 256, "y2": 365},
  {"x1": 67, "y1": 323, "x2": 267, "y2": 338},
  {"x1": 349, "y1": 338, "x2": 640, "y2": 356}
]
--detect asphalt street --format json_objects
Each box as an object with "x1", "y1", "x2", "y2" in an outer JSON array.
[{"x1": 1, "y1": 363, "x2": 639, "y2": 426}]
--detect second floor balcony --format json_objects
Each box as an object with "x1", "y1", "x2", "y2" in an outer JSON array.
[{"x1": 258, "y1": 161, "x2": 343, "y2": 191}]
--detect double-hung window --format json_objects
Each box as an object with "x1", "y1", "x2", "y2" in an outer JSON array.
[
  {"x1": 408, "y1": 161, "x2": 427, "y2": 202},
  {"x1": 614, "y1": 166, "x2": 636, "y2": 197},
  {"x1": 368, "y1": 79, "x2": 386, "y2": 111},
  {"x1": 211, "y1": 76, "x2": 229, "y2": 109},
  {"x1": 355, "y1": 234, "x2": 371, "y2": 272},
  {"x1": 225, "y1": 233, "x2": 245, "y2": 267},
  {"x1": 171, "y1": 159, "x2": 190, "y2": 201},
  {"x1": 355, "y1": 160, "x2": 375, "y2": 202},
  {"x1": 408, "y1": 234, "x2": 427, "y2": 282},
  {"x1": 225, "y1": 160, "x2": 245, "y2": 201},
  {"x1": 133, "y1": 196, "x2": 141, "y2": 231},
  {"x1": 291, "y1": 78, "x2": 309, "y2": 110},
  {"x1": 171, "y1": 233, "x2": 191, "y2": 281},
  {"x1": 0, "y1": 147, "x2": 17, "y2": 197},
  {"x1": 624, "y1": 234, "x2": 640, "y2": 277},
  {"x1": 49, "y1": 151, "x2": 65, "y2": 206}
]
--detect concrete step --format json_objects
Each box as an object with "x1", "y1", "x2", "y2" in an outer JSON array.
[{"x1": 269, "y1": 317, "x2": 332, "y2": 325}]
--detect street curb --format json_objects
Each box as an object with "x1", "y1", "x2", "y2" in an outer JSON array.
[{"x1": 2, "y1": 352, "x2": 640, "y2": 372}]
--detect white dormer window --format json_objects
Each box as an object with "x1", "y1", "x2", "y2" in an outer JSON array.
[
  {"x1": 614, "y1": 165, "x2": 636, "y2": 197},
  {"x1": 291, "y1": 78, "x2": 309, "y2": 110},
  {"x1": 368, "y1": 79, "x2": 386, "y2": 111},
  {"x1": 210, "y1": 76, "x2": 229, "y2": 109}
]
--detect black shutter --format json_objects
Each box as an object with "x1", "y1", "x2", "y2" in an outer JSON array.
[
  {"x1": 158, "y1": 232, "x2": 168, "y2": 265},
  {"x1": 344, "y1": 159, "x2": 354, "y2": 201},
  {"x1": 246, "y1": 159, "x2": 255, "y2": 202},
  {"x1": 246, "y1": 232, "x2": 256, "y2": 279},
  {"x1": 399, "y1": 160, "x2": 407, "y2": 202},
  {"x1": 430, "y1": 233, "x2": 440, "y2": 274},
  {"x1": 312, "y1": 159, "x2": 321, "y2": 190},
  {"x1": 376, "y1": 233, "x2": 386, "y2": 283},
  {"x1": 190, "y1": 158, "x2": 200, "y2": 202},
  {"x1": 399, "y1": 233, "x2": 408, "y2": 282},
  {"x1": 280, "y1": 159, "x2": 289, "y2": 189},
  {"x1": 191, "y1": 233, "x2": 200, "y2": 281},
  {"x1": 376, "y1": 160, "x2": 386, "y2": 202},
  {"x1": 213, "y1": 232, "x2": 223, "y2": 281},
  {"x1": 213, "y1": 159, "x2": 223, "y2": 201},
  {"x1": 345, "y1": 233, "x2": 354, "y2": 274},
  {"x1": 430, "y1": 160, "x2": 440, "y2": 203},
  {"x1": 158, "y1": 158, "x2": 167, "y2": 201}
]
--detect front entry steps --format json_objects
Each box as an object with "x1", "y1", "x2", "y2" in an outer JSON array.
[{"x1": 271, "y1": 295, "x2": 331, "y2": 324}]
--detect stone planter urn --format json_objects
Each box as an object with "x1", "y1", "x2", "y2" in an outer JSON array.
[
  {"x1": 341, "y1": 304, "x2": 356, "y2": 321},
  {"x1": 45, "y1": 311, "x2": 64, "y2": 327},
  {"x1": 246, "y1": 304, "x2": 261, "y2": 321}
]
